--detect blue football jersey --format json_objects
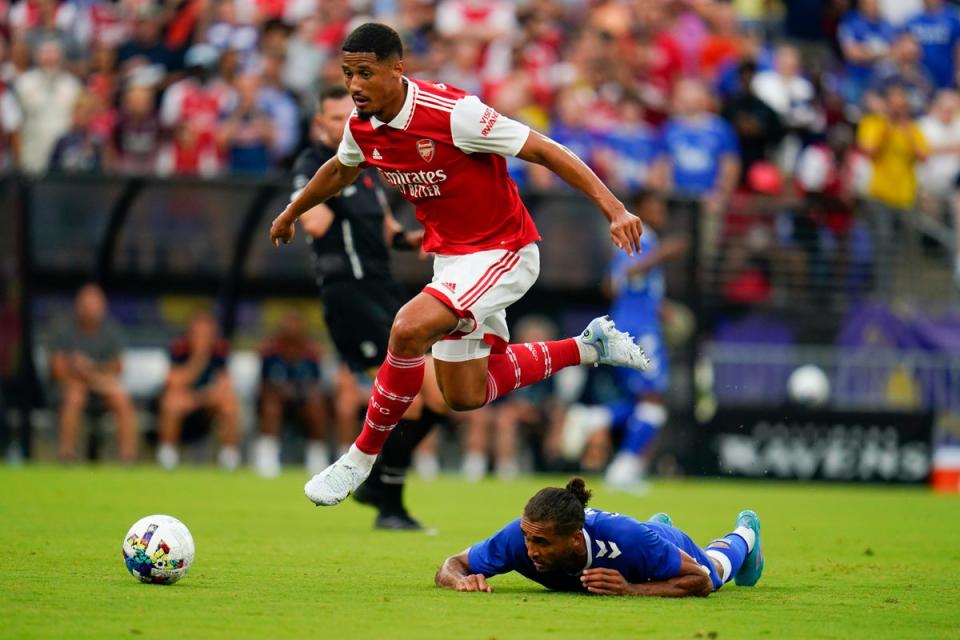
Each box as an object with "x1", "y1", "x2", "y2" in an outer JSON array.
[
  {"x1": 661, "y1": 116, "x2": 738, "y2": 196},
  {"x1": 600, "y1": 125, "x2": 664, "y2": 192},
  {"x1": 837, "y1": 11, "x2": 895, "y2": 83},
  {"x1": 466, "y1": 508, "x2": 721, "y2": 592},
  {"x1": 609, "y1": 230, "x2": 663, "y2": 336},
  {"x1": 904, "y1": 8, "x2": 960, "y2": 88},
  {"x1": 609, "y1": 231, "x2": 670, "y2": 395}
]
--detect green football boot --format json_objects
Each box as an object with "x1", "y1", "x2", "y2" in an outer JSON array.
[
  {"x1": 647, "y1": 512, "x2": 673, "y2": 527},
  {"x1": 734, "y1": 509, "x2": 764, "y2": 587}
]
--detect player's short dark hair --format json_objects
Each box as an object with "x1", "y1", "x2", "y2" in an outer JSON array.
[
  {"x1": 318, "y1": 85, "x2": 350, "y2": 107},
  {"x1": 523, "y1": 478, "x2": 592, "y2": 535},
  {"x1": 342, "y1": 23, "x2": 403, "y2": 60}
]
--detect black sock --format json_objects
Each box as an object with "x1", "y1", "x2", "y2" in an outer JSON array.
[{"x1": 366, "y1": 413, "x2": 438, "y2": 515}]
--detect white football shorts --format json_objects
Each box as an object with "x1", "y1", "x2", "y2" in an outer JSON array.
[{"x1": 423, "y1": 243, "x2": 540, "y2": 362}]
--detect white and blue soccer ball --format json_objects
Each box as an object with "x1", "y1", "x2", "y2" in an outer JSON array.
[
  {"x1": 787, "y1": 364, "x2": 831, "y2": 407},
  {"x1": 122, "y1": 515, "x2": 195, "y2": 585}
]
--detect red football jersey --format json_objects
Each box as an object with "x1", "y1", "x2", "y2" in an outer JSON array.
[{"x1": 337, "y1": 78, "x2": 540, "y2": 255}]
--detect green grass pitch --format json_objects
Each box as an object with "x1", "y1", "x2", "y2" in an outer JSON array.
[{"x1": 1, "y1": 466, "x2": 958, "y2": 639}]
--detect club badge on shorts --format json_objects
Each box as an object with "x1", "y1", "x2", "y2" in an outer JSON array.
[{"x1": 417, "y1": 139, "x2": 435, "y2": 163}]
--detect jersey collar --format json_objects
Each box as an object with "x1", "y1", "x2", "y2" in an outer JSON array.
[
  {"x1": 580, "y1": 528, "x2": 593, "y2": 571},
  {"x1": 370, "y1": 77, "x2": 417, "y2": 130}
]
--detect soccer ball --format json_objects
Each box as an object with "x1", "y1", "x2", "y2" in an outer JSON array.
[
  {"x1": 122, "y1": 515, "x2": 195, "y2": 585},
  {"x1": 787, "y1": 365, "x2": 831, "y2": 407}
]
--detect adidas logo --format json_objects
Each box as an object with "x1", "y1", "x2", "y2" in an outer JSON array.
[
  {"x1": 372, "y1": 148, "x2": 383, "y2": 160},
  {"x1": 442, "y1": 282, "x2": 457, "y2": 291}
]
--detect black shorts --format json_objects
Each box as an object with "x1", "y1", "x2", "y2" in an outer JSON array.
[{"x1": 320, "y1": 278, "x2": 407, "y2": 373}]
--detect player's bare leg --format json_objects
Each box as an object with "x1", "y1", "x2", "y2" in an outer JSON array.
[
  {"x1": 306, "y1": 295, "x2": 649, "y2": 506},
  {"x1": 434, "y1": 316, "x2": 650, "y2": 411},
  {"x1": 305, "y1": 294, "x2": 456, "y2": 506}
]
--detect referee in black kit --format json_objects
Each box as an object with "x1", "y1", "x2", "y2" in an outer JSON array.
[{"x1": 291, "y1": 85, "x2": 448, "y2": 530}]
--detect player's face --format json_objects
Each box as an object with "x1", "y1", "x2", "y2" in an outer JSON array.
[
  {"x1": 520, "y1": 518, "x2": 584, "y2": 574},
  {"x1": 315, "y1": 95, "x2": 355, "y2": 145},
  {"x1": 342, "y1": 52, "x2": 404, "y2": 120}
]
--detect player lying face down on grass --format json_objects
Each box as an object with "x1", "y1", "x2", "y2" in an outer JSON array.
[
  {"x1": 269, "y1": 23, "x2": 650, "y2": 509},
  {"x1": 435, "y1": 478, "x2": 764, "y2": 597}
]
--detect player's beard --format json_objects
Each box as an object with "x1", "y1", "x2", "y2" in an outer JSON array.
[{"x1": 355, "y1": 109, "x2": 373, "y2": 121}]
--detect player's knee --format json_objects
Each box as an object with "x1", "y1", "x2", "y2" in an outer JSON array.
[
  {"x1": 442, "y1": 388, "x2": 486, "y2": 412},
  {"x1": 389, "y1": 315, "x2": 430, "y2": 355}
]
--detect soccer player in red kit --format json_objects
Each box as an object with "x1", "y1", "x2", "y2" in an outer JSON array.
[{"x1": 270, "y1": 23, "x2": 649, "y2": 507}]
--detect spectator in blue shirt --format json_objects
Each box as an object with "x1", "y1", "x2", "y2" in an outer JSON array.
[
  {"x1": 661, "y1": 78, "x2": 740, "y2": 215},
  {"x1": 530, "y1": 86, "x2": 601, "y2": 189},
  {"x1": 869, "y1": 32, "x2": 936, "y2": 116},
  {"x1": 217, "y1": 71, "x2": 275, "y2": 174},
  {"x1": 258, "y1": 49, "x2": 301, "y2": 163},
  {"x1": 838, "y1": 0, "x2": 896, "y2": 109},
  {"x1": 903, "y1": 0, "x2": 960, "y2": 89},
  {"x1": 595, "y1": 95, "x2": 666, "y2": 194},
  {"x1": 50, "y1": 92, "x2": 104, "y2": 174}
]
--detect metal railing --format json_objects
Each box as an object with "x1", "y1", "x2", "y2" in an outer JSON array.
[{"x1": 698, "y1": 194, "x2": 956, "y2": 315}]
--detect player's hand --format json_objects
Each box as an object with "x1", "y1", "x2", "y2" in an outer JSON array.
[
  {"x1": 609, "y1": 210, "x2": 643, "y2": 256},
  {"x1": 581, "y1": 568, "x2": 632, "y2": 595},
  {"x1": 270, "y1": 210, "x2": 296, "y2": 247},
  {"x1": 455, "y1": 574, "x2": 494, "y2": 593}
]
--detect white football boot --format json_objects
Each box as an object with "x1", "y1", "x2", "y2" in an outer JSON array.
[
  {"x1": 304, "y1": 444, "x2": 375, "y2": 506},
  {"x1": 578, "y1": 316, "x2": 650, "y2": 370}
]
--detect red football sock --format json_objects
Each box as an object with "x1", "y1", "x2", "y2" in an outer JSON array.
[
  {"x1": 485, "y1": 339, "x2": 581, "y2": 404},
  {"x1": 355, "y1": 352, "x2": 425, "y2": 455}
]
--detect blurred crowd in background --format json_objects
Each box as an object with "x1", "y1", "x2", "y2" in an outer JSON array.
[
  {"x1": 3, "y1": 0, "x2": 960, "y2": 277},
  {"x1": 47, "y1": 282, "x2": 637, "y2": 479},
  {"x1": 12, "y1": 0, "x2": 960, "y2": 476}
]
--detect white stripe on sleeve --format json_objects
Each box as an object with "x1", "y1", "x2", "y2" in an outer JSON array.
[
  {"x1": 337, "y1": 118, "x2": 366, "y2": 167},
  {"x1": 450, "y1": 95, "x2": 531, "y2": 157}
]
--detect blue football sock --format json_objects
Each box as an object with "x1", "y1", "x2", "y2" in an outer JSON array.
[
  {"x1": 605, "y1": 399, "x2": 634, "y2": 427},
  {"x1": 620, "y1": 402, "x2": 666, "y2": 455},
  {"x1": 706, "y1": 533, "x2": 749, "y2": 584}
]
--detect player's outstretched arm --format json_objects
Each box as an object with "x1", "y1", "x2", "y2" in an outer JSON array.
[
  {"x1": 435, "y1": 550, "x2": 494, "y2": 593},
  {"x1": 516, "y1": 131, "x2": 643, "y2": 256},
  {"x1": 581, "y1": 551, "x2": 713, "y2": 598},
  {"x1": 270, "y1": 157, "x2": 360, "y2": 246}
]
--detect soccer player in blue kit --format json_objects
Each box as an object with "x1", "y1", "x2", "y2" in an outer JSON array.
[
  {"x1": 602, "y1": 192, "x2": 686, "y2": 490},
  {"x1": 435, "y1": 478, "x2": 763, "y2": 596},
  {"x1": 564, "y1": 192, "x2": 687, "y2": 491}
]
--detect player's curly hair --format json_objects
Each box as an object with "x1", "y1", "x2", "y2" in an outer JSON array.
[
  {"x1": 523, "y1": 478, "x2": 593, "y2": 535},
  {"x1": 342, "y1": 23, "x2": 403, "y2": 60}
]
